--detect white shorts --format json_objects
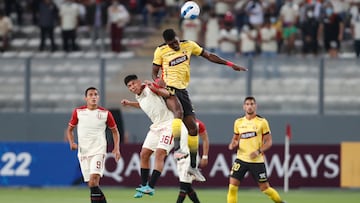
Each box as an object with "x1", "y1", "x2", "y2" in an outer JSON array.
[
  {"x1": 78, "y1": 154, "x2": 105, "y2": 182},
  {"x1": 142, "y1": 120, "x2": 188, "y2": 154}
]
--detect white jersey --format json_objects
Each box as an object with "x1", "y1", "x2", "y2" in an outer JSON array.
[
  {"x1": 136, "y1": 85, "x2": 174, "y2": 129},
  {"x1": 68, "y1": 106, "x2": 117, "y2": 157}
]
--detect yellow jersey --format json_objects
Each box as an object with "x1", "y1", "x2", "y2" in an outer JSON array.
[
  {"x1": 153, "y1": 40, "x2": 203, "y2": 89},
  {"x1": 233, "y1": 115, "x2": 271, "y2": 163}
]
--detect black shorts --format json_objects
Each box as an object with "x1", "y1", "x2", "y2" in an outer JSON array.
[
  {"x1": 166, "y1": 86, "x2": 195, "y2": 117},
  {"x1": 229, "y1": 158, "x2": 268, "y2": 183}
]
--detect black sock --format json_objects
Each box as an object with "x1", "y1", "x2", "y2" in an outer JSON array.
[
  {"x1": 188, "y1": 190, "x2": 200, "y2": 203},
  {"x1": 190, "y1": 152, "x2": 197, "y2": 168},
  {"x1": 177, "y1": 182, "x2": 189, "y2": 203},
  {"x1": 174, "y1": 137, "x2": 181, "y2": 151},
  {"x1": 148, "y1": 170, "x2": 161, "y2": 188},
  {"x1": 90, "y1": 186, "x2": 107, "y2": 203},
  {"x1": 141, "y1": 168, "x2": 150, "y2": 186},
  {"x1": 176, "y1": 191, "x2": 187, "y2": 203}
]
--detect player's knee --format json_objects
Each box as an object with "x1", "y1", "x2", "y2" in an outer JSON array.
[
  {"x1": 88, "y1": 176, "x2": 100, "y2": 187},
  {"x1": 140, "y1": 150, "x2": 151, "y2": 161}
]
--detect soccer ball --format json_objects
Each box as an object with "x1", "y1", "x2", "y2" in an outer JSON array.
[{"x1": 180, "y1": 1, "x2": 200, "y2": 19}]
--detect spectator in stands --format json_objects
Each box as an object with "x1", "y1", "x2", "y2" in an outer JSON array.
[
  {"x1": 75, "y1": 0, "x2": 87, "y2": 26},
  {"x1": 86, "y1": 0, "x2": 109, "y2": 52},
  {"x1": 218, "y1": 11, "x2": 238, "y2": 59},
  {"x1": 301, "y1": 8, "x2": 319, "y2": 56},
  {"x1": 38, "y1": 0, "x2": 59, "y2": 52},
  {"x1": 204, "y1": 9, "x2": 220, "y2": 53},
  {"x1": 0, "y1": 10, "x2": 13, "y2": 52},
  {"x1": 4, "y1": 0, "x2": 23, "y2": 26},
  {"x1": 260, "y1": 18, "x2": 279, "y2": 78},
  {"x1": 142, "y1": 0, "x2": 167, "y2": 28},
  {"x1": 239, "y1": 23, "x2": 257, "y2": 57},
  {"x1": 350, "y1": 2, "x2": 360, "y2": 58},
  {"x1": 317, "y1": 1, "x2": 344, "y2": 58},
  {"x1": 234, "y1": 0, "x2": 249, "y2": 32},
  {"x1": 181, "y1": 17, "x2": 202, "y2": 44},
  {"x1": 214, "y1": 0, "x2": 231, "y2": 18},
  {"x1": 279, "y1": 0, "x2": 299, "y2": 54},
  {"x1": 31, "y1": 0, "x2": 41, "y2": 25},
  {"x1": 245, "y1": 0, "x2": 264, "y2": 30},
  {"x1": 107, "y1": 0, "x2": 130, "y2": 53},
  {"x1": 59, "y1": 0, "x2": 81, "y2": 52}
]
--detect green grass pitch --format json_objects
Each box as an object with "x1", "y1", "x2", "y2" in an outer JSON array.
[{"x1": 0, "y1": 187, "x2": 359, "y2": 203}]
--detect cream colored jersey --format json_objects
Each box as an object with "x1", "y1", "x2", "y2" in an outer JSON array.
[
  {"x1": 68, "y1": 106, "x2": 117, "y2": 157},
  {"x1": 136, "y1": 85, "x2": 174, "y2": 128},
  {"x1": 153, "y1": 40, "x2": 203, "y2": 89},
  {"x1": 233, "y1": 115, "x2": 271, "y2": 163}
]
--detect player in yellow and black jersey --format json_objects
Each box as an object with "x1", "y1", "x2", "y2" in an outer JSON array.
[
  {"x1": 227, "y1": 96, "x2": 286, "y2": 203},
  {"x1": 151, "y1": 28, "x2": 247, "y2": 181}
]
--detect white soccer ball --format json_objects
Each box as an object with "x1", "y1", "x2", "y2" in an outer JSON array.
[{"x1": 180, "y1": 1, "x2": 200, "y2": 19}]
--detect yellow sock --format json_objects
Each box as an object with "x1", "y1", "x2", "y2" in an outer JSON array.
[
  {"x1": 227, "y1": 184, "x2": 238, "y2": 203},
  {"x1": 187, "y1": 135, "x2": 199, "y2": 153},
  {"x1": 262, "y1": 187, "x2": 282, "y2": 203},
  {"x1": 172, "y1": 118, "x2": 182, "y2": 138},
  {"x1": 172, "y1": 118, "x2": 182, "y2": 149}
]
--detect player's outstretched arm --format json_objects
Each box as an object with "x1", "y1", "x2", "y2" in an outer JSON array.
[
  {"x1": 201, "y1": 50, "x2": 248, "y2": 72},
  {"x1": 120, "y1": 99, "x2": 141, "y2": 108}
]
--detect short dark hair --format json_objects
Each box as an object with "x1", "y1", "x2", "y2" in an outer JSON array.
[
  {"x1": 162, "y1": 29, "x2": 176, "y2": 41},
  {"x1": 124, "y1": 74, "x2": 138, "y2": 86},
  {"x1": 244, "y1": 96, "x2": 256, "y2": 103},
  {"x1": 85, "y1": 87, "x2": 98, "y2": 96}
]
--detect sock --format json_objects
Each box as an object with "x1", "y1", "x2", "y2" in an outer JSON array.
[
  {"x1": 148, "y1": 170, "x2": 161, "y2": 188},
  {"x1": 188, "y1": 135, "x2": 199, "y2": 168},
  {"x1": 172, "y1": 118, "x2": 182, "y2": 151},
  {"x1": 177, "y1": 182, "x2": 189, "y2": 203},
  {"x1": 262, "y1": 187, "x2": 282, "y2": 203},
  {"x1": 187, "y1": 190, "x2": 200, "y2": 203},
  {"x1": 176, "y1": 191, "x2": 187, "y2": 203},
  {"x1": 140, "y1": 168, "x2": 150, "y2": 186},
  {"x1": 90, "y1": 186, "x2": 107, "y2": 203},
  {"x1": 227, "y1": 184, "x2": 238, "y2": 203}
]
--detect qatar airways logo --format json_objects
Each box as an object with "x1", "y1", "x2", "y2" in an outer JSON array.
[
  {"x1": 103, "y1": 151, "x2": 339, "y2": 183},
  {"x1": 169, "y1": 55, "x2": 188, "y2": 66}
]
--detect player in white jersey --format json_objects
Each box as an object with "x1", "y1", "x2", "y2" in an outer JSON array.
[
  {"x1": 121, "y1": 74, "x2": 195, "y2": 198},
  {"x1": 67, "y1": 87, "x2": 121, "y2": 203}
]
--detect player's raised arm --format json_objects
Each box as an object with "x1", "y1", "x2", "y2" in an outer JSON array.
[{"x1": 201, "y1": 50, "x2": 248, "y2": 72}]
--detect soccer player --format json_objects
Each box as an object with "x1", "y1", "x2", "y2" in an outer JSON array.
[
  {"x1": 227, "y1": 96, "x2": 286, "y2": 203},
  {"x1": 66, "y1": 87, "x2": 121, "y2": 203},
  {"x1": 152, "y1": 28, "x2": 247, "y2": 179},
  {"x1": 121, "y1": 74, "x2": 194, "y2": 198},
  {"x1": 176, "y1": 119, "x2": 209, "y2": 203}
]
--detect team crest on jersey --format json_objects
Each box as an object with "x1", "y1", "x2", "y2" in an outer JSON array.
[
  {"x1": 97, "y1": 111, "x2": 105, "y2": 119},
  {"x1": 169, "y1": 55, "x2": 188, "y2": 66}
]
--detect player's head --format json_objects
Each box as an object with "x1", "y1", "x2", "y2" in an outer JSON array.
[
  {"x1": 243, "y1": 96, "x2": 257, "y2": 115},
  {"x1": 163, "y1": 29, "x2": 180, "y2": 51},
  {"x1": 124, "y1": 74, "x2": 142, "y2": 95},
  {"x1": 84, "y1": 87, "x2": 99, "y2": 108}
]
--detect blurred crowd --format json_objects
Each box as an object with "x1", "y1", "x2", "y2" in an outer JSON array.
[
  {"x1": 0, "y1": 0, "x2": 360, "y2": 59},
  {"x1": 181, "y1": 0, "x2": 360, "y2": 59}
]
